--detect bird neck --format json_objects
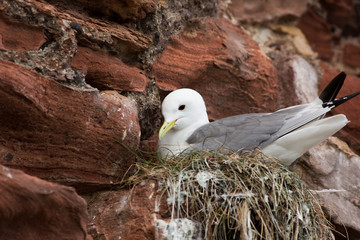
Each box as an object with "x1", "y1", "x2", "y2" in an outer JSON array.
[{"x1": 171, "y1": 118, "x2": 209, "y2": 143}]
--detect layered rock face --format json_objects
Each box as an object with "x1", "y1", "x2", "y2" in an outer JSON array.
[
  {"x1": 0, "y1": 164, "x2": 87, "y2": 239},
  {"x1": 0, "y1": 0, "x2": 360, "y2": 239}
]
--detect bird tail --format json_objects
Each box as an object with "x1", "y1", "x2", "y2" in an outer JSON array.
[
  {"x1": 319, "y1": 72, "x2": 346, "y2": 103},
  {"x1": 322, "y1": 91, "x2": 360, "y2": 109}
]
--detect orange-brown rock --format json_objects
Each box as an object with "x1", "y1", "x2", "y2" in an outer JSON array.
[
  {"x1": 3, "y1": 0, "x2": 153, "y2": 60},
  {"x1": 343, "y1": 43, "x2": 360, "y2": 68},
  {"x1": 298, "y1": 8, "x2": 333, "y2": 60},
  {"x1": 86, "y1": 180, "x2": 169, "y2": 240},
  {"x1": 319, "y1": 63, "x2": 360, "y2": 154},
  {"x1": 320, "y1": 0, "x2": 353, "y2": 28},
  {"x1": 0, "y1": 59, "x2": 140, "y2": 192},
  {"x1": 72, "y1": 47, "x2": 149, "y2": 91},
  {"x1": 228, "y1": 0, "x2": 307, "y2": 22},
  {"x1": 3, "y1": 0, "x2": 360, "y2": 238},
  {"x1": 0, "y1": 12, "x2": 45, "y2": 51},
  {"x1": 70, "y1": 0, "x2": 157, "y2": 22},
  {"x1": 0, "y1": 164, "x2": 88, "y2": 239},
  {"x1": 152, "y1": 17, "x2": 278, "y2": 121}
]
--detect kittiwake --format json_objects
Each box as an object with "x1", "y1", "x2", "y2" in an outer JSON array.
[{"x1": 158, "y1": 72, "x2": 360, "y2": 166}]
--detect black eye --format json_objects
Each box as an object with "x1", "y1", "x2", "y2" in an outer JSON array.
[{"x1": 178, "y1": 105, "x2": 186, "y2": 110}]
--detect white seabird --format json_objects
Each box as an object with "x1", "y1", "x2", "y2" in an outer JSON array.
[{"x1": 158, "y1": 72, "x2": 360, "y2": 166}]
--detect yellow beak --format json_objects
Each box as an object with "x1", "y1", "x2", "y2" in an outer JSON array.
[{"x1": 159, "y1": 120, "x2": 177, "y2": 140}]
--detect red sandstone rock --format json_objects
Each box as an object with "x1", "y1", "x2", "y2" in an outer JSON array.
[
  {"x1": 153, "y1": 17, "x2": 278, "y2": 121},
  {"x1": 298, "y1": 8, "x2": 333, "y2": 60},
  {"x1": 86, "y1": 180, "x2": 201, "y2": 240},
  {"x1": 3, "y1": 0, "x2": 360, "y2": 238},
  {"x1": 320, "y1": 0, "x2": 353, "y2": 28},
  {"x1": 319, "y1": 63, "x2": 360, "y2": 154},
  {"x1": 0, "y1": 13, "x2": 45, "y2": 51},
  {"x1": 72, "y1": 47, "x2": 149, "y2": 91},
  {"x1": 86, "y1": 180, "x2": 169, "y2": 240},
  {"x1": 140, "y1": 134, "x2": 159, "y2": 158},
  {"x1": 0, "y1": 59, "x2": 140, "y2": 191},
  {"x1": 343, "y1": 43, "x2": 360, "y2": 68},
  {"x1": 0, "y1": 164, "x2": 88, "y2": 239},
  {"x1": 72, "y1": 0, "x2": 157, "y2": 21},
  {"x1": 5, "y1": 0, "x2": 153, "y2": 57},
  {"x1": 228, "y1": 0, "x2": 307, "y2": 22}
]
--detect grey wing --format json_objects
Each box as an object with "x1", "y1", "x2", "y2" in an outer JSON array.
[
  {"x1": 186, "y1": 102, "x2": 331, "y2": 151},
  {"x1": 186, "y1": 112, "x2": 285, "y2": 151}
]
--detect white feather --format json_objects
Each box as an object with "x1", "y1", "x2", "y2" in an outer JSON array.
[{"x1": 262, "y1": 114, "x2": 349, "y2": 165}]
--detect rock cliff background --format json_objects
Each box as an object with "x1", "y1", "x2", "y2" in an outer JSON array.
[{"x1": 0, "y1": 0, "x2": 360, "y2": 239}]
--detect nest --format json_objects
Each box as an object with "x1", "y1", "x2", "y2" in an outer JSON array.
[{"x1": 125, "y1": 150, "x2": 334, "y2": 240}]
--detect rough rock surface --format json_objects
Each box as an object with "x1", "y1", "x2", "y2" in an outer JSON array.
[
  {"x1": 320, "y1": 0, "x2": 353, "y2": 28},
  {"x1": 275, "y1": 55, "x2": 319, "y2": 108},
  {"x1": 61, "y1": 0, "x2": 158, "y2": 22},
  {"x1": 228, "y1": 0, "x2": 307, "y2": 23},
  {"x1": 0, "y1": 12, "x2": 45, "y2": 51},
  {"x1": 0, "y1": 0, "x2": 152, "y2": 84},
  {"x1": 71, "y1": 47, "x2": 149, "y2": 91},
  {"x1": 86, "y1": 180, "x2": 202, "y2": 240},
  {"x1": 298, "y1": 1, "x2": 360, "y2": 74},
  {"x1": 153, "y1": 17, "x2": 279, "y2": 120},
  {"x1": 343, "y1": 43, "x2": 360, "y2": 68},
  {"x1": 298, "y1": 8, "x2": 333, "y2": 60},
  {"x1": 86, "y1": 180, "x2": 170, "y2": 240},
  {"x1": 1, "y1": 0, "x2": 360, "y2": 239},
  {"x1": 0, "y1": 59, "x2": 140, "y2": 191},
  {"x1": 295, "y1": 137, "x2": 360, "y2": 240},
  {"x1": 0, "y1": 164, "x2": 88, "y2": 240}
]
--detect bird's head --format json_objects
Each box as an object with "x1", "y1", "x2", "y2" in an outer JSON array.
[{"x1": 159, "y1": 88, "x2": 209, "y2": 140}]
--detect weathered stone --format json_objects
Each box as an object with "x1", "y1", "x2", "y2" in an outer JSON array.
[
  {"x1": 139, "y1": 0, "x2": 218, "y2": 66},
  {"x1": 0, "y1": 164, "x2": 88, "y2": 239},
  {"x1": 86, "y1": 180, "x2": 201, "y2": 240},
  {"x1": 319, "y1": 63, "x2": 360, "y2": 155},
  {"x1": 228, "y1": 0, "x2": 307, "y2": 23},
  {"x1": 320, "y1": 0, "x2": 353, "y2": 28},
  {"x1": 140, "y1": 134, "x2": 158, "y2": 155},
  {"x1": 269, "y1": 25, "x2": 317, "y2": 59},
  {"x1": 0, "y1": 0, "x2": 153, "y2": 81},
  {"x1": 343, "y1": 43, "x2": 360, "y2": 68},
  {"x1": 2, "y1": 0, "x2": 360, "y2": 238},
  {"x1": 153, "y1": 17, "x2": 279, "y2": 121},
  {"x1": 0, "y1": 13, "x2": 46, "y2": 51},
  {"x1": 86, "y1": 180, "x2": 170, "y2": 240},
  {"x1": 66, "y1": 0, "x2": 157, "y2": 22},
  {"x1": 298, "y1": 8, "x2": 333, "y2": 60},
  {"x1": 275, "y1": 55, "x2": 318, "y2": 108},
  {"x1": 72, "y1": 47, "x2": 149, "y2": 92},
  {"x1": 295, "y1": 137, "x2": 360, "y2": 240},
  {"x1": 0, "y1": 59, "x2": 140, "y2": 191}
]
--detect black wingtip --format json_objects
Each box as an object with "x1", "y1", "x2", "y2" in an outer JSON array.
[
  {"x1": 319, "y1": 71, "x2": 346, "y2": 102},
  {"x1": 323, "y1": 91, "x2": 360, "y2": 108}
]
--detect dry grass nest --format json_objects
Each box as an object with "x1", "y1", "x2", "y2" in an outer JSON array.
[{"x1": 124, "y1": 150, "x2": 334, "y2": 240}]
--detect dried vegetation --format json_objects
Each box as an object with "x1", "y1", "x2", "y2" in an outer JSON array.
[{"x1": 125, "y1": 150, "x2": 334, "y2": 239}]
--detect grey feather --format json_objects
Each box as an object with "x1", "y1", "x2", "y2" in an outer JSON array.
[{"x1": 186, "y1": 103, "x2": 331, "y2": 152}]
